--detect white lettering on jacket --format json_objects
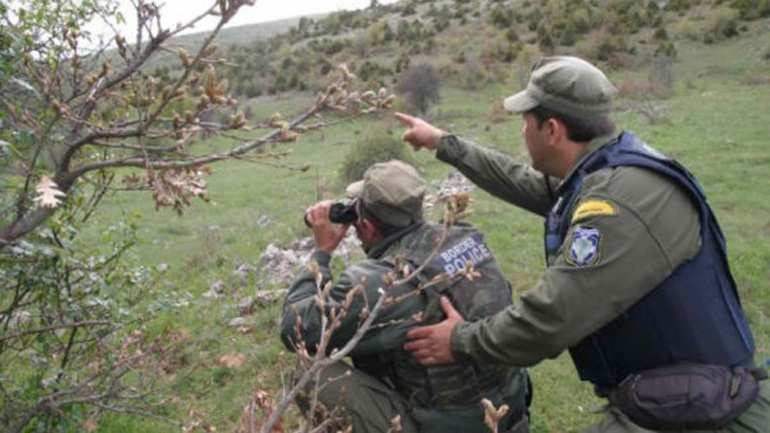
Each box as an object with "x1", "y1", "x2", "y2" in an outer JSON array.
[{"x1": 436, "y1": 234, "x2": 492, "y2": 277}]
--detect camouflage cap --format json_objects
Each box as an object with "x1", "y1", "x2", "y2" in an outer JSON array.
[
  {"x1": 346, "y1": 160, "x2": 426, "y2": 227},
  {"x1": 503, "y1": 56, "x2": 617, "y2": 119}
]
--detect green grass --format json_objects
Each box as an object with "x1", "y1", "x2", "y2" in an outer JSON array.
[{"x1": 79, "y1": 26, "x2": 770, "y2": 433}]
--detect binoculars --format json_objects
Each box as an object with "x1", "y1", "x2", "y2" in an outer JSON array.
[{"x1": 304, "y1": 199, "x2": 358, "y2": 227}]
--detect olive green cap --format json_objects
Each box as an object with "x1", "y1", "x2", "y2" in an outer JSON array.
[
  {"x1": 345, "y1": 160, "x2": 426, "y2": 227},
  {"x1": 503, "y1": 56, "x2": 617, "y2": 119}
]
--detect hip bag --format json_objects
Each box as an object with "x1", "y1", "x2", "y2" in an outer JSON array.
[{"x1": 608, "y1": 362, "x2": 768, "y2": 430}]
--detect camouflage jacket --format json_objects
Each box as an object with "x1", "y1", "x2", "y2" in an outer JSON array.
[{"x1": 280, "y1": 221, "x2": 526, "y2": 412}]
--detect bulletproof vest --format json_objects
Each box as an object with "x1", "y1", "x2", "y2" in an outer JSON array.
[
  {"x1": 545, "y1": 131, "x2": 756, "y2": 389},
  {"x1": 378, "y1": 222, "x2": 515, "y2": 408}
]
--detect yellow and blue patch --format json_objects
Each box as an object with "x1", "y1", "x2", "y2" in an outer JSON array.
[
  {"x1": 566, "y1": 226, "x2": 601, "y2": 266},
  {"x1": 571, "y1": 199, "x2": 617, "y2": 224}
]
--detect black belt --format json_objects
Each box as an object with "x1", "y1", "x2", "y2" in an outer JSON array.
[{"x1": 749, "y1": 366, "x2": 768, "y2": 381}]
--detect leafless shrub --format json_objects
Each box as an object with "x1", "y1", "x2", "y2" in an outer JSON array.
[{"x1": 396, "y1": 63, "x2": 442, "y2": 116}]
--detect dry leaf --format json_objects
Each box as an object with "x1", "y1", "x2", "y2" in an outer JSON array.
[
  {"x1": 84, "y1": 416, "x2": 98, "y2": 432},
  {"x1": 482, "y1": 398, "x2": 509, "y2": 433},
  {"x1": 213, "y1": 353, "x2": 246, "y2": 369},
  {"x1": 34, "y1": 176, "x2": 66, "y2": 208}
]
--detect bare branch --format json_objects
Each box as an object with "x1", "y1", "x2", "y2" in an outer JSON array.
[{"x1": 260, "y1": 290, "x2": 389, "y2": 433}]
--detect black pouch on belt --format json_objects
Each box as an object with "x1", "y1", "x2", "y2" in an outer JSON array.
[{"x1": 609, "y1": 362, "x2": 767, "y2": 430}]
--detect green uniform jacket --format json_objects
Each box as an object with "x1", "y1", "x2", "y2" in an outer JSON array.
[
  {"x1": 436, "y1": 134, "x2": 770, "y2": 432},
  {"x1": 436, "y1": 134, "x2": 701, "y2": 366}
]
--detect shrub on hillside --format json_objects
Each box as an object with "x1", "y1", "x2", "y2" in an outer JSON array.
[
  {"x1": 595, "y1": 33, "x2": 631, "y2": 61},
  {"x1": 731, "y1": 0, "x2": 770, "y2": 20},
  {"x1": 665, "y1": 0, "x2": 692, "y2": 13},
  {"x1": 340, "y1": 126, "x2": 416, "y2": 183},
  {"x1": 673, "y1": 20, "x2": 701, "y2": 41},
  {"x1": 702, "y1": 7, "x2": 741, "y2": 43},
  {"x1": 488, "y1": 5, "x2": 514, "y2": 29},
  {"x1": 457, "y1": 56, "x2": 489, "y2": 91},
  {"x1": 396, "y1": 63, "x2": 442, "y2": 116}
]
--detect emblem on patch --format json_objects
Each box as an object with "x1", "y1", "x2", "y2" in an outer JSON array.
[
  {"x1": 571, "y1": 199, "x2": 617, "y2": 223},
  {"x1": 566, "y1": 226, "x2": 601, "y2": 266}
]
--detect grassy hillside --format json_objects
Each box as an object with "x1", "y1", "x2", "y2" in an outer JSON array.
[
  {"x1": 139, "y1": 15, "x2": 305, "y2": 72},
  {"x1": 77, "y1": 8, "x2": 770, "y2": 429},
  {"x1": 145, "y1": 0, "x2": 770, "y2": 101}
]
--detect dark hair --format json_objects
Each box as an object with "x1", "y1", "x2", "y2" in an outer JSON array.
[
  {"x1": 528, "y1": 106, "x2": 615, "y2": 142},
  {"x1": 357, "y1": 201, "x2": 405, "y2": 237}
]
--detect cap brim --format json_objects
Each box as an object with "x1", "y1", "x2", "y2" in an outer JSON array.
[
  {"x1": 503, "y1": 90, "x2": 539, "y2": 113},
  {"x1": 345, "y1": 180, "x2": 364, "y2": 199}
]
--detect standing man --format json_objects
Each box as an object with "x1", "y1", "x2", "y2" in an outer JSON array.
[
  {"x1": 280, "y1": 160, "x2": 530, "y2": 433},
  {"x1": 396, "y1": 56, "x2": 769, "y2": 432}
]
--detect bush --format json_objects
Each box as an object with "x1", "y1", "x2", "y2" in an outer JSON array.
[
  {"x1": 488, "y1": 5, "x2": 514, "y2": 29},
  {"x1": 674, "y1": 20, "x2": 700, "y2": 41},
  {"x1": 731, "y1": 0, "x2": 770, "y2": 20},
  {"x1": 703, "y1": 7, "x2": 741, "y2": 42},
  {"x1": 340, "y1": 125, "x2": 416, "y2": 183},
  {"x1": 456, "y1": 56, "x2": 488, "y2": 91},
  {"x1": 595, "y1": 33, "x2": 630, "y2": 61},
  {"x1": 396, "y1": 63, "x2": 442, "y2": 116}
]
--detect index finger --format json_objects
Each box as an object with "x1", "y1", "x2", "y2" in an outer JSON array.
[
  {"x1": 406, "y1": 325, "x2": 432, "y2": 340},
  {"x1": 403, "y1": 338, "x2": 427, "y2": 352},
  {"x1": 309, "y1": 201, "x2": 332, "y2": 222},
  {"x1": 394, "y1": 112, "x2": 417, "y2": 126}
]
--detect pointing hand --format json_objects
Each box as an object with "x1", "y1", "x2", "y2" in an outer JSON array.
[{"x1": 394, "y1": 112, "x2": 445, "y2": 152}]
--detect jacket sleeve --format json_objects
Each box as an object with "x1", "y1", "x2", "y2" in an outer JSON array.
[
  {"x1": 449, "y1": 167, "x2": 702, "y2": 366},
  {"x1": 280, "y1": 252, "x2": 421, "y2": 357},
  {"x1": 436, "y1": 134, "x2": 559, "y2": 216},
  {"x1": 280, "y1": 251, "x2": 367, "y2": 354}
]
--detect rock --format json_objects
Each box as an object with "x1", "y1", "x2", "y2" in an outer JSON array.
[
  {"x1": 425, "y1": 171, "x2": 475, "y2": 211},
  {"x1": 202, "y1": 279, "x2": 226, "y2": 299},
  {"x1": 237, "y1": 297, "x2": 255, "y2": 316},
  {"x1": 254, "y1": 289, "x2": 288, "y2": 307},
  {"x1": 231, "y1": 264, "x2": 253, "y2": 285},
  {"x1": 253, "y1": 233, "x2": 362, "y2": 287},
  {"x1": 256, "y1": 241, "x2": 314, "y2": 286},
  {"x1": 229, "y1": 317, "x2": 249, "y2": 328},
  {"x1": 256, "y1": 215, "x2": 270, "y2": 228}
]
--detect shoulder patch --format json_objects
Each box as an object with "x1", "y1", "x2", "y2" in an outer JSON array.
[
  {"x1": 566, "y1": 226, "x2": 601, "y2": 267},
  {"x1": 571, "y1": 199, "x2": 617, "y2": 223}
]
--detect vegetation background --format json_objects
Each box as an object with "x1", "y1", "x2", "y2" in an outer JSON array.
[{"x1": 2, "y1": 0, "x2": 769, "y2": 432}]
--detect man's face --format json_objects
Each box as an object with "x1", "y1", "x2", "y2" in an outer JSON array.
[
  {"x1": 521, "y1": 112, "x2": 550, "y2": 173},
  {"x1": 352, "y1": 201, "x2": 372, "y2": 253},
  {"x1": 353, "y1": 218, "x2": 376, "y2": 253}
]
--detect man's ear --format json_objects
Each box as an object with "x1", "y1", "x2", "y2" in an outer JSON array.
[{"x1": 546, "y1": 118, "x2": 566, "y2": 145}]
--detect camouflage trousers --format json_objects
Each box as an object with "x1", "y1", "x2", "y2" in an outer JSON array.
[
  {"x1": 584, "y1": 379, "x2": 770, "y2": 433},
  {"x1": 293, "y1": 360, "x2": 419, "y2": 433},
  {"x1": 293, "y1": 360, "x2": 530, "y2": 433}
]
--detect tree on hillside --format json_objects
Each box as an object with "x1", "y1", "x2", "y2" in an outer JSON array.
[
  {"x1": 397, "y1": 63, "x2": 441, "y2": 116},
  {"x1": 0, "y1": 0, "x2": 393, "y2": 431}
]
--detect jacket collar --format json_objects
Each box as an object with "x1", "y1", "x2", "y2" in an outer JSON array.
[
  {"x1": 367, "y1": 221, "x2": 425, "y2": 259},
  {"x1": 557, "y1": 132, "x2": 618, "y2": 194}
]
